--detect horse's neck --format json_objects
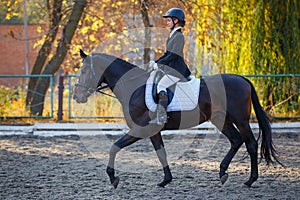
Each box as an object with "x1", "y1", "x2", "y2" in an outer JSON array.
[
  {"x1": 96, "y1": 54, "x2": 132, "y2": 86},
  {"x1": 97, "y1": 55, "x2": 148, "y2": 101},
  {"x1": 104, "y1": 64, "x2": 136, "y2": 88},
  {"x1": 107, "y1": 66, "x2": 149, "y2": 103}
]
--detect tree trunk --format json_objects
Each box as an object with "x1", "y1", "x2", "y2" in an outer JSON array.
[
  {"x1": 140, "y1": 0, "x2": 151, "y2": 64},
  {"x1": 30, "y1": 0, "x2": 87, "y2": 116},
  {"x1": 26, "y1": 0, "x2": 63, "y2": 106}
]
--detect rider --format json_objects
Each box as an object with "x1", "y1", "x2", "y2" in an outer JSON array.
[{"x1": 149, "y1": 8, "x2": 191, "y2": 125}]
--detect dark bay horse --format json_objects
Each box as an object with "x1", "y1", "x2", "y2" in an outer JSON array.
[{"x1": 73, "y1": 50, "x2": 280, "y2": 189}]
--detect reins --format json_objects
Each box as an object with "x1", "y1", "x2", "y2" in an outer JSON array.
[
  {"x1": 96, "y1": 84, "x2": 117, "y2": 98},
  {"x1": 95, "y1": 69, "x2": 151, "y2": 98},
  {"x1": 76, "y1": 54, "x2": 151, "y2": 99},
  {"x1": 75, "y1": 81, "x2": 117, "y2": 98}
]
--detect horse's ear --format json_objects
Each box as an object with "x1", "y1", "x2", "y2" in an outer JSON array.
[{"x1": 80, "y1": 49, "x2": 87, "y2": 59}]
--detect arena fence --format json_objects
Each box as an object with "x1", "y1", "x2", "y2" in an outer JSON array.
[
  {"x1": 0, "y1": 74, "x2": 298, "y2": 120},
  {"x1": 67, "y1": 74, "x2": 300, "y2": 120},
  {"x1": 0, "y1": 122, "x2": 299, "y2": 136}
]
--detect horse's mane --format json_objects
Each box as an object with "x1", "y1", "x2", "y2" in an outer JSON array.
[{"x1": 92, "y1": 53, "x2": 141, "y2": 70}]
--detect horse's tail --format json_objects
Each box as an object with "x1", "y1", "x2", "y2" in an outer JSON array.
[{"x1": 244, "y1": 77, "x2": 282, "y2": 165}]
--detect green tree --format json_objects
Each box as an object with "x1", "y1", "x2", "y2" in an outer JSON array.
[
  {"x1": 251, "y1": 0, "x2": 300, "y2": 114},
  {"x1": 189, "y1": 0, "x2": 299, "y2": 116}
]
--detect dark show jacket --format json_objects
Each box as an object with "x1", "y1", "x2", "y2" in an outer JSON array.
[{"x1": 156, "y1": 29, "x2": 191, "y2": 79}]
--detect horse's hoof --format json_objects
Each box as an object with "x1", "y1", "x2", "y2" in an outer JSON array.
[
  {"x1": 112, "y1": 176, "x2": 120, "y2": 189},
  {"x1": 243, "y1": 181, "x2": 252, "y2": 188},
  {"x1": 157, "y1": 179, "x2": 172, "y2": 188},
  {"x1": 244, "y1": 176, "x2": 257, "y2": 188},
  {"x1": 220, "y1": 173, "x2": 228, "y2": 185}
]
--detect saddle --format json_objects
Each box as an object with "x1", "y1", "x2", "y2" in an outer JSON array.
[{"x1": 145, "y1": 70, "x2": 201, "y2": 112}]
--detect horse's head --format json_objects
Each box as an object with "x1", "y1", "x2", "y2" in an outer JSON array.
[
  {"x1": 73, "y1": 50, "x2": 105, "y2": 103},
  {"x1": 73, "y1": 49, "x2": 146, "y2": 104}
]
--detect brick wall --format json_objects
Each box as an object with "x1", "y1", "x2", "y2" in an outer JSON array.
[{"x1": 0, "y1": 24, "x2": 40, "y2": 86}]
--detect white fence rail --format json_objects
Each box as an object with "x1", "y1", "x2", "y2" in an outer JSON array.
[{"x1": 0, "y1": 122, "x2": 299, "y2": 137}]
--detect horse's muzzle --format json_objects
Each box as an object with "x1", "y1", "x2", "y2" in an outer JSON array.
[{"x1": 73, "y1": 93, "x2": 87, "y2": 103}]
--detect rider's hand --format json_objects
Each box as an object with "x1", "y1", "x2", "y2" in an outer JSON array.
[
  {"x1": 149, "y1": 61, "x2": 155, "y2": 68},
  {"x1": 153, "y1": 63, "x2": 158, "y2": 70}
]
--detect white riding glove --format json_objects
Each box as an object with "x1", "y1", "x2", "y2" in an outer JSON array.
[
  {"x1": 153, "y1": 63, "x2": 158, "y2": 70},
  {"x1": 149, "y1": 61, "x2": 155, "y2": 68}
]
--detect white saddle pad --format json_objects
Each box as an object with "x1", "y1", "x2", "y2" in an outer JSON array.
[{"x1": 145, "y1": 71, "x2": 201, "y2": 112}]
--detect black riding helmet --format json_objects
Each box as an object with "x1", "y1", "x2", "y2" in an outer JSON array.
[{"x1": 163, "y1": 8, "x2": 185, "y2": 28}]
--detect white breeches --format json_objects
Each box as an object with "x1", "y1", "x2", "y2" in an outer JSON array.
[{"x1": 157, "y1": 74, "x2": 180, "y2": 93}]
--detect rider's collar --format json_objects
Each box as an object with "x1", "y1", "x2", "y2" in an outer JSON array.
[{"x1": 169, "y1": 27, "x2": 182, "y2": 38}]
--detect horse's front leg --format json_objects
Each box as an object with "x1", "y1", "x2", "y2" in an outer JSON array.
[
  {"x1": 150, "y1": 132, "x2": 172, "y2": 187},
  {"x1": 106, "y1": 133, "x2": 141, "y2": 189}
]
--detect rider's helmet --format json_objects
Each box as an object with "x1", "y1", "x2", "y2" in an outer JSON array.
[{"x1": 163, "y1": 8, "x2": 185, "y2": 27}]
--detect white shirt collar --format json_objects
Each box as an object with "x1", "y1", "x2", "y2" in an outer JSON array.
[{"x1": 169, "y1": 27, "x2": 182, "y2": 38}]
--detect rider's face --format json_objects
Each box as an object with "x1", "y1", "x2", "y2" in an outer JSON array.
[
  {"x1": 166, "y1": 17, "x2": 179, "y2": 29},
  {"x1": 166, "y1": 17, "x2": 174, "y2": 29}
]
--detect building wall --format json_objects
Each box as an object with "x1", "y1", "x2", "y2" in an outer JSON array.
[{"x1": 0, "y1": 24, "x2": 40, "y2": 86}]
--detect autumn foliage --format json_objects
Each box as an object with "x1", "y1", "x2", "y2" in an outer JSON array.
[{"x1": 0, "y1": 0, "x2": 299, "y2": 119}]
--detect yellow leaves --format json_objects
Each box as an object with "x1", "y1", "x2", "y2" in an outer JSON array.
[
  {"x1": 110, "y1": 21, "x2": 116, "y2": 26},
  {"x1": 112, "y1": 1, "x2": 122, "y2": 8},
  {"x1": 80, "y1": 27, "x2": 90, "y2": 34},
  {"x1": 5, "y1": 12, "x2": 19, "y2": 20},
  {"x1": 84, "y1": 14, "x2": 92, "y2": 23},
  {"x1": 33, "y1": 35, "x2": 46, "y2": 49},
  {"x1": 91, "y1": 22, "x2": 99, "y2": 31},
  {"x1": 89, "y1": 34, "x2": 96, "y2": 42},
  {"x1": 105, "y1": 32, "x2": 116, "y2": 38},
  {"x1": 36, "y1": 26, "x2": 42, "y2": 33},
  {"x1": 2, "y1": 0, "x2": 22, "y2": 20},
  {"x1": 72, "y1": 44, "x2": 81, "y2": 54},
  {"x1": 0, "y1": 86, "x2": 30, "y2": 117}
]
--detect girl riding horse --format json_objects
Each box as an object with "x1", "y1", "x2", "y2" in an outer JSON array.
[{"x1": 149, "y1": 8, "x2": 191, "y2": 125}]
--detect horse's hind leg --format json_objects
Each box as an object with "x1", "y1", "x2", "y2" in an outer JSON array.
[
  {"x1": 106, "y1": 133, "x2": 141, "y2": 189},
  {"x1": 236, "y1": 121, "x2": 258, "y2": 187},
  {"x1": 150, "y1": 132, "x2": 172, "y2": 187},
  {"x1": 219, "y1": 123, "x2": 243, "y2": 184}
]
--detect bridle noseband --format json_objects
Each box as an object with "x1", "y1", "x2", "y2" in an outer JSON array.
[
  {"x1": 75, "y1": 55, "x2": 98, "y2": 94},
  {"x1": 74, "y1": 81, "x2": 95, "y2": 95}
]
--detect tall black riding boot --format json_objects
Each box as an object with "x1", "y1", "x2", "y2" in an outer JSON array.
[{"x1": 149, "y1": 91, "x2": 168, "y2": 125}]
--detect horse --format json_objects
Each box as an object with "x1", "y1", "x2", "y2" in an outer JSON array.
[{"x1": 73, "y1": 50, "x2": 281, "y2": 189}]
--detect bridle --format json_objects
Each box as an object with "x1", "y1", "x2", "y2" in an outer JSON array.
[{"x1": 75, "y1": 55, "x2": 116, "y2": 98}]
